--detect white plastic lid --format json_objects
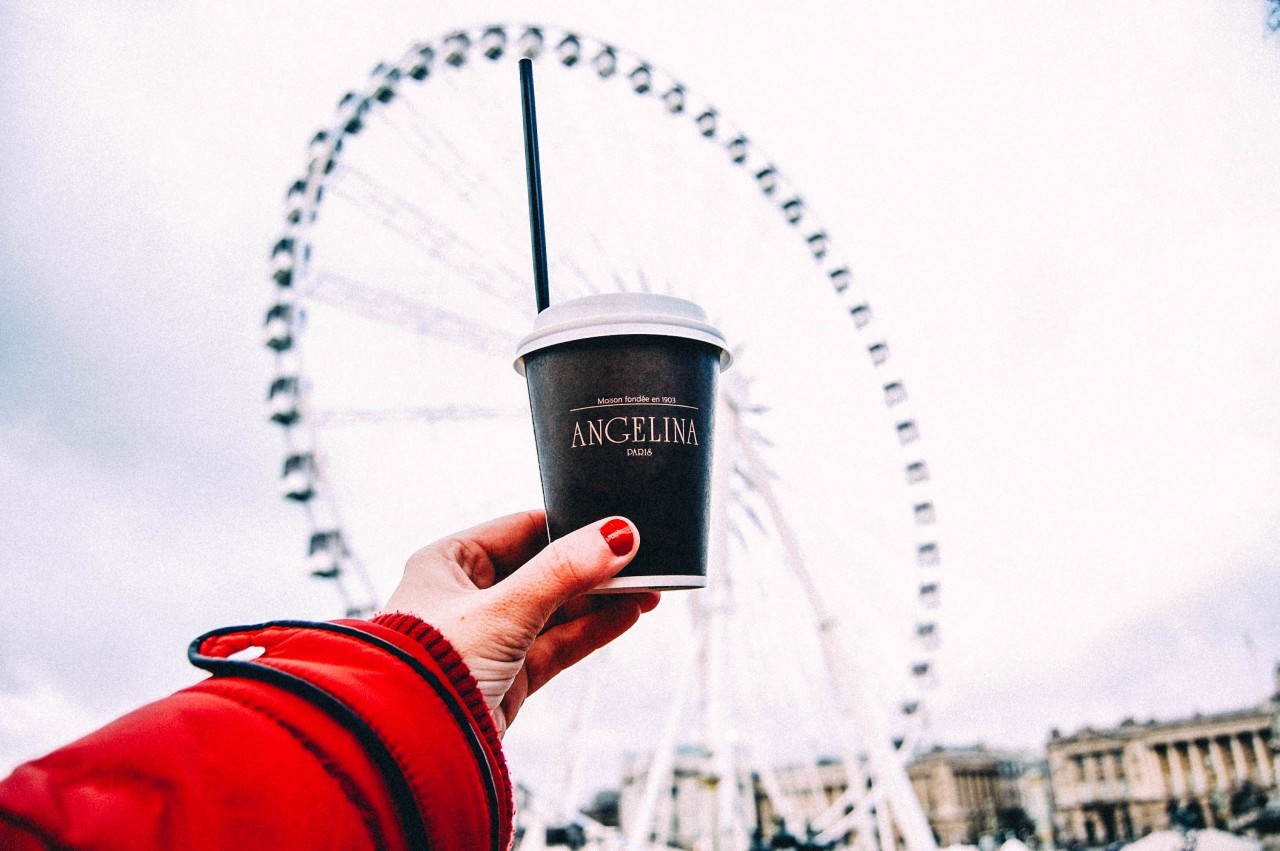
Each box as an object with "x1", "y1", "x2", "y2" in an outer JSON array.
[{"x1": 513, "y1": 292, "x2": 732, "y2": 375}]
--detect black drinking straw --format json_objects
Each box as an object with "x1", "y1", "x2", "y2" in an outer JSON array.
[{"x1": 519, "y1": 58, "x2": 551, "y2": 313}]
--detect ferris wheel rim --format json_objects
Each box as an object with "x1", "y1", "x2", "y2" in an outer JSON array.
[{"x1": 264, "y1": 18, "x2": 944, "y2": 749}]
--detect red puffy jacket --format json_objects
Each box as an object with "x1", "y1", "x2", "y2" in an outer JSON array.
[{"x1": 0, "y1": 614, "x2": 513, "y2": 850}]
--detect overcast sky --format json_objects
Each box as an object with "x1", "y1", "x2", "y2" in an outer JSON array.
[{"x1": 2, "y1": 0, "x2": 1279, "y2": 808}]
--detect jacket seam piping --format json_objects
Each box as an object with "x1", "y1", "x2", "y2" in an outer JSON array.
[
  {"x1": 300, "y1": 620, "x2": 504, "y2": 851},
  {"x1": 0, "y1": 810, "x2": 73, "y2": 851},
  {"x1": 188, "y1": 631, "x2": 432, "y2": 851},
  {"x1": 195, "y1": 683, "x2": 391, "y2": 847}
]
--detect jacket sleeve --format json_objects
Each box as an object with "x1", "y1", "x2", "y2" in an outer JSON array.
[{"x1": 0, "y1": 615, "x2": 513, "y2": 851}]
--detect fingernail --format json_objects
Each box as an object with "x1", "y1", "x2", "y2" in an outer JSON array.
[{"x1": 600, "y1": 518, "x2": 634, "y2": 557}]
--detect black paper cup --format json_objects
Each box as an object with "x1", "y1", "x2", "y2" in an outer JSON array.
[{"x1": 515, "y1": 293, "x2": 732, "y2": 591}]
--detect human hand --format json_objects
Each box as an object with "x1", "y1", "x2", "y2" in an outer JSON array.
[{"x1": 380, "y1": 510, "x2": 659, "y2": 736}]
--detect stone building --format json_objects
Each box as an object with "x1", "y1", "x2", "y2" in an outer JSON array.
[
  {"x1": 1048, "y1": 679, "x2": 1278, "y2": 846},
  {"x1": 756, "y1": 757, "x2": 852, "y2": 836},
  {"x1": 906, "y1": 746, "x2": 1040, "y2": 846},
  {"x1": 765, "y1": 752, "x2": 1050, "y2": 846},
  {"x1": 619, "y1": 746, "x2": 1050, "y2": 848},
  {"x1": 619, "y1": 745, "x2": 756, "y2": 849},
  {"x1": 621, "y1": 748, "x2": 852, "y2": 847}
]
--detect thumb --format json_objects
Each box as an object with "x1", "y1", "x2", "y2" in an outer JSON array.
[{"x1": 485, "y1": 516, "x2": 639, "y2": 629}]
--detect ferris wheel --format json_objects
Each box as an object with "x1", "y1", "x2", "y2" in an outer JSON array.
[{"x1": 264, "y1": 23, "x2": 945, "y2": 851}]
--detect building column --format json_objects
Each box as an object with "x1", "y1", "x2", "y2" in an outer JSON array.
[
  {"x1": 1071, "y1": 808, "x2": 1087, "y2": 843},
  {"x1": 1101, "y1": 751, "x2": 1118, "y2": 795},
  {"x1": 1207, "y1": 739, "x2": 1231, "y2": 793},
  {"x1": 1186, "y1": 742, "x2": 1210, "y2": 795},
  {"x1": 1229, "y1": 735, "x2": 1250, "y2": 784},
  {"x1": 1251, "y1": 733, "x2": 1275, "y2": 785},
  {"x1": 1085, "y1": 752, "x2": 1105, "y2": 798},
  {"x1": 1166, "y1": 744, "x2": 1189, "y2": 799},
  {"x1": 1143, "y1": 746, "x2": 1167, "y2": 798}
]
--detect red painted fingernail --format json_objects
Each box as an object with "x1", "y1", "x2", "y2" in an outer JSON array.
[{"x1": 600, "y1": 518, "x2": 634, "y2": 557}]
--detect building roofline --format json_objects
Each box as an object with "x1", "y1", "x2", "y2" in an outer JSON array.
[{"x1": 1048, "y1": 703, "x2": 1273, "y2": 746}]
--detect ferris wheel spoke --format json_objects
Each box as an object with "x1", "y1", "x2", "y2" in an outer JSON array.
[
  {"x1": 319, "y1": 187, "x2": 489, "y2": 283},
  {"x1": 320, "y1": 182, "x2": 507, "y2": 286},
  {"x1": 583, "y1": 230, "x2": 635, "y2": 294},
  {"x1": 735, "y1": 564, "x2": 881, "y2": 847},
  {"x1": 624, "y1": 629, "x2": 704, "y2": 849},
  {"x1": 336, "y1": 160, "x2": 487, "y2": 246},
  {"x1": 538, "y1": 57, "x2": 652, "y2": 295},
  {"x1": 335, "y1": 159, "x2": 532, "y2": 297},
  {"x1": 412, "y1": 58, "x2": 640, "y2": 293},
  {"x1": 434, "y1": 35, "x2": 677, "y2": 303},
  {"x1": 303, "y1": 269, "x2": 518, "y2": 355},
  {"x1": 553, "y1": 252, "x2": 607, "y2": 295},
  {"x1": 374, "y1": 105, "x2": 492, "y2": 198},
  {"x1": 627, "y1": 265, "x2": 653, "y2": 295},
  {"x1": 817, "y1": 785, "x2": 889, "y2": 847},
  {"x1": 383, "y1": 99, "x2": 536, "y2": 243},
  {"x1": 431, "y1": 67, "x2": 514, "y2": 169},
  {"x1": 311, "y1": 404, "x2": 524, "y2": 428},
  {"x1": 323, "y1": 175, "x2": 531, "y2": 302},
  {"x1": 728, "y1": 402, "x2": 939, "y2": 850},
  {"x1": 728, "y1": 594, "x2": 823, "y2": 830}
]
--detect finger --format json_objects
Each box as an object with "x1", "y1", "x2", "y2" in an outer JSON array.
[
  {"x1": 436, "y1": 509, "x2": 548, "y2": 590},
  {"x1": 483, "y1": 517, "x2": 639, "y2": 629},
  {"x1": 632, "y1": 591, "x2": 662, "y2": 614},
  {"x1": 542, "y1": 590, "x2": 660, "y2": 632},
  {"x1": 466, "y1": 509, "x2": 549, "y2": 577},
  {"x1": 523, "y1": 597, "x2": 645, "y2": 696}
]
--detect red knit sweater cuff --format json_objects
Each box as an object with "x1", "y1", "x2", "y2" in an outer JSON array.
[{"x1": 369, "y1": 612, "x2": 504, "y2": 751}]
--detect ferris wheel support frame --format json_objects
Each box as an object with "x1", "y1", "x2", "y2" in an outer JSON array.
[
  {"x1": 729, "y1": 403, "x2": 937, "y2": 851},
  {"x1": 550, "y1": 650, "x2": 607, "y2": 826},
  {"x1": 625, "y1": 631, "x2": 704, "y2": 849},
  {"x1": 706, "y1": 429, "x2": 752, "y2": 851}
]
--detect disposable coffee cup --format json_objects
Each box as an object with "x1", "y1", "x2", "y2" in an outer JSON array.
[{"x1": 514, "y1": 293, "x2": 732, "y2": 591}]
